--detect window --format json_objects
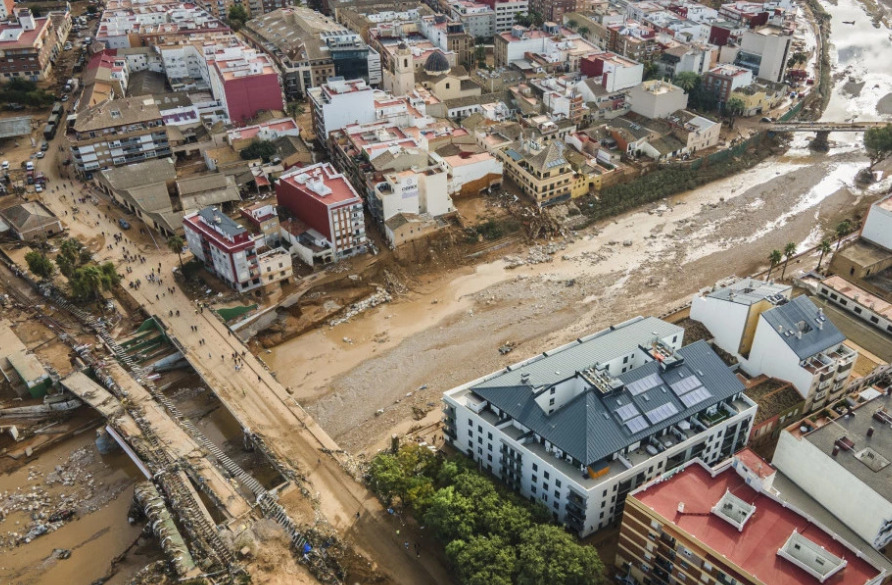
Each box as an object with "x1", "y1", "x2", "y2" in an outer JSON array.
[
  {"x1": 488, "y1": 432, "x2": 493, "y2": 440},
  {"x1": 532, "y1": 475, "x2": 538, "y2": 484},
  {"x1": 532, "y1": 463, "x2": 538, "y2": 472},
  {"x1": 554, "y1": 490, "x2": 560, "y2": 498},
  {"x1": 531, "y1": 485, "x2": 537, "y2": 494},
  {"x1": 544, "y1": 471, "x2": 550, "y2": 480},
  {"x1": 555, "y1": 479, "x2": 561, "y2": 488},
  {"x1": 543, "y1": 494, "x2": 548, "y2": 502}
]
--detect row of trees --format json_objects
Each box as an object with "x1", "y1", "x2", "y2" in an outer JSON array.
[
  {"x1": 766, "y1": 220, "x2": 854, "y2": 280},
  {"x1": 0, "y1": 78, "x2": 56, "y2": 107},
  {"x1": 367, "y1": 444, "x2": 605, "y2": 585},
  {"x1": 24, "y1": 239, "x2": 120, "y2": 300}
]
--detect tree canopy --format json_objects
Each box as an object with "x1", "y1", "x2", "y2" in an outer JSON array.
[
  {"x1": 240, "y1": 139, "x2": 278, "y2": 162},
  {"x1": 367, "y1": 444, "x2": 605, "y2": 585},
  {"x1": 25, "y1": 251, "x2": 55, "y2": 279},
  {"x1": 864, "y1": 124, "x2": 892, "y2": 169},
  {"x1": 0, "y1": 78, "x2": 55, "y2": 107},
  {"x1": 228, "y1": 4, "x2": 248, "y2": 30}
]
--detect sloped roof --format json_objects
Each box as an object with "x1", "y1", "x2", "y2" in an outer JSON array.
[
  {"x1": 473, "y1": 340, "x2": 744, "y2": 466},
  {"x1": 761, "y1": 295, "x2": 845, "y2": 360},
  {"x1": 0, "y1": 202, "x2": 60, "y2": 233},
  {"x1": 526, "y1": 141, "x2": 568, "y2": 172}
]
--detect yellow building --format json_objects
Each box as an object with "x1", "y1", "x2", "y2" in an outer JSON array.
[
  {"x1": 496, "y1": 139, "x2": 584, "y2": 207},
  {"x1": 730, "y1": 81, "x2": 787, "y2": 117}
]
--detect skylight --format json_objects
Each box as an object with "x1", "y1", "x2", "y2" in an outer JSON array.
[
  {"x1": 710, "y1": 489, "x2": 756, "y2": 531},
  {"x1": 777, "y1": 531, "x2": 847, "y2": 583}
]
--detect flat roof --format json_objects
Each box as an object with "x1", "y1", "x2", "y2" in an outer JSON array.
[
  {"x1": 706, "y1": 277, "x2": 791, "y2": 306},
  {"x1": 799, "y1": 392, "x2": 892, "y2": 498},
  {"x1": 633, "y1": 462, "x2": 884, "y2": 585},
  {"x1": 821, "y1": 275, "x2": 892, "y2": 321},
  {"x1": 277, "y1": 162, "x2": 360, "y2": 205}
]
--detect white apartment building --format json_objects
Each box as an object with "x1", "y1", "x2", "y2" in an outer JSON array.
[
  {"x1": 443, "y1": 316, "x2": 757, "y2": 536},
  {"x1": 450, "y1": 1, "x2": 496, "y2": 39},
  {"x1": 738, "y1": 25, "x2": 793, "y2": 84},
  {"x1": 492, "y1": 0, "x2": 528, "y2": 33},
  {"x1": 692, "y1": 280, "x2": 857, "y2": 411},
  {"x1": 308, "y1": 77, "x2": 378, "y2": 149},
  {"x1": 773, "y1": 392, "x2": 892, "y2": 553},
  {"x1": 628, "y1": 80, "x2": 688, "y2": 119},
  {"x1": 373, "y1": 161, "x2": 453, "y2": 222}
]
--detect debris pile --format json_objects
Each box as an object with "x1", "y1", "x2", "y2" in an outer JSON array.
[
  {"x1": 328, "y1": 288, "x2": 392, "y2": 327},
  {"x1": 503, "y1": 242, "x2": 568, "y2": 268}
]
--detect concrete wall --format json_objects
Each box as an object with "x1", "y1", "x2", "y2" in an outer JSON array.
[
  {"x1": 773, "y1": 430, "x2": 892, "y2": 549},
  {"x1": 862, "y1": 201, "x2": 892, "y2": 251},
  {"x1": 690, "y1": 294, "x2": 749, "y2": 355}
]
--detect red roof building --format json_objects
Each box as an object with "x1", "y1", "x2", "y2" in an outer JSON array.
[
  {"x1": 618, "y1": 450, "x2": 886, "y2": 585},
  {"x1": 275, "y1": 163, "x2": 367, "y2": 262},
  {"x1": 206, "y1": 45, "x2": 285, "y2": 126},
  {"x1": 0, "y1": 8, "x2": 58, "y2": 81}
]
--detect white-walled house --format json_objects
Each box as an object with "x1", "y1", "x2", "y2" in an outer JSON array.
[
  {"x1": 443, "y1": 316, "x2": 756, "y2": 537},
  {"x1": 746, "y1": 296, "x2": 856, "y2": 411},
  {"x1": 861, "y1": 194, "x2": 892, "y2": 251},
  {"x1": 772, "y1": 392, "x2": 892, "y2": 553}
]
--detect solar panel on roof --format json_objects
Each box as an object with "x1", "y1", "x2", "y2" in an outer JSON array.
[
  {"x1": 626, "y1": 372, "x2": 662, "y2": 396},
  {"x1": 680, "y1": 386, "x2": 712, "y2": 408},
  {"x1": 645, "y1": 402, "x2": 679, "y2": 424},
  {"x1": 626, "y1": 415, "x2": 649, "y2": 434},
  {"x1": 615, "y1": 403, "x2": 641, "y2": 422},
  {"x1": 670, "y1": 375, "x2": 703, "y2": 396}
]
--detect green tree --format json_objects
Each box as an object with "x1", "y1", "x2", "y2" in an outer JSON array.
[
  {"x1": 475, "y1": 45, "x2": 486, "y2": 67},
  {"x1": 724, "y1": 96, "x2": 745, "y2": 128},
  {"x1": 446, "y1": 536, "x2": 517, "y2": 585},
  {"x1": 578, "y1": 25, "x2": 590, "y2": 37},
  {"x1": 786, "y1": 51, "x2": 808, "y2": 69},
  {"x1": 835, "y1": 219, "x2": 852, "y2": 251},
  {"x1": 643, "y1": 60, "x2": 659, "y2": 81},
  {"x1": 72, "y1": 264, "x2": 105, "y2": 300},
  {"x1": 25, "y1": 251, "x2": 55, "y2": 279},
  {"x1": 514, "y1": 12, "x2": 532, "y2": 26},
  {"x1": 366, "y1": 443, "x2": 438, "y2": 512},
  {"x1": 56, "y1": 238, "x2": 89, "y2": 278},
  {"x1": 167, "y1": 235, "x2": 185, "y2": 269},
  {"x1": 424, "y1": 485, "x2": 480, "y2": 542},
  {"x1": 781, "y1": 241, "x2": 797, "y2": 280},
  {"x1": 817, "y1": 238, "x2": 832, "y2": 271},
  {"x1": 567, "y1": 19, "x2": 578, "y2": 29},
  {"x1": 767, "y1": 249, "x2": 782, "y2": 280},
  {"x1": 286, "y1": 101, "x2": 305, "y2": 119},
  {"x1": 673, "y1": 71, "x2": 700, "y2": 93},
  {"x1": 864, "y1": 124, "x2": 892, "y2": 169},
  {"x1": 228, "y1": 4, "x2": 249, "y2": 30},
  {"x1": 516, "y1": 525, "x2": 605, "y2": 585},
  {"x1": 240, "y1": 139, "x2": 278, "y2": 162}
]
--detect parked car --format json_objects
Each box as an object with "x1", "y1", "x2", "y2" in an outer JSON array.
[
  {"x1": 64, "y1": 42, "x2": 72, "y2": 50},
  {"x1": 40, "y1": 141, "x2": 49, "y2": 151},
  {"x1": 61, "y1": 95, "x2": 69, "y2": 103},
  {"x1": 118, "y1": 219, "x2": 131, "y2": 230},
  {"x1": 36, "y1": 152, "x2": 45, "y2": 159},
  {"x1": 1, "y1": 161, "x2": 8, "y2": 170},
  {"x1": 25, "y1": 161, "x2": 34, "y2": 170},
  {"x1": 35, "y1": 184, "x2": 43, "y2": 193}
]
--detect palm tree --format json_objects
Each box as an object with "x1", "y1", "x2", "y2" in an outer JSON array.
[
  {"x1": 767, "y1": 249, "x2": 782, "y2": 280},
  {"x1": 578, "y1": 25, "x2": 590, "y2": 37},
  {"x1": 817, "y1": 239, "x2": 832, "y2": 271},
  {"x1": 167, "y1": 235, "x2": 185, "y2": 269},
  {"x1": 781, "y1": 242, "x2": 797, "y2": 280},
  {"x1": 74, "y1": 265, "x2": 105, "y2": 300},
  {"x1": 834, "y1": 219, "x2": 852, "y2": 251},
  {"x1": 674, "y1": 72, "x2": 700, "y2": 94}
]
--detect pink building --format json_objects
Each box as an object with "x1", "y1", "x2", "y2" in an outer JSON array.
[{"x1": 207, "y1": 46, "x2": 284, "y2": 126}]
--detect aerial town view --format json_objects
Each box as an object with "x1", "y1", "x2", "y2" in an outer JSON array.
[{"x1": 2, "y1": 0, "x2": 892, "y2": 581}]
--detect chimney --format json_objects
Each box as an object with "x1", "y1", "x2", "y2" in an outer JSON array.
[
  {"x1": 868, "y1": 427, "x2": 875, "y2": 438},
  {"x1": 832, "y1": 445, "x2": 840, "y2": 457},
  {"x1": 677, "y1": 502, "x2": 685, "y2": 514}
]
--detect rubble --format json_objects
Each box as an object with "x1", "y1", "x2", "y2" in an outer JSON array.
[
  {"x1": 503, "y1": 242, "x2": 568, "y2": 269},
  {"x1": 328, "y1": 289, "x2": 392, "y2": 327}
]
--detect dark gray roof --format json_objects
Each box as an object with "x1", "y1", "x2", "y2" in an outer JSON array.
[
  {"x1": 761, "y1": 295, "x2": 845, "y2": 359},
  {"x1": 706, "y1": 277, "x2": 790, "y2": 306},
  {"x1": 197, "y1": 207, "x2": 244, "y2": 238},
  {"x1": 472, "y1": 340, "x2": 744, "y2": 466},
  {"x1": 424, "y1": 50, "x2": 450, "y2": 73}
]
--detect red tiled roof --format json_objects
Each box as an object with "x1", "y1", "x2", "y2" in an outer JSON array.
[
  {"x1": 633, "y1": 463, "x2": 882, "y2": 585},
  {"x1": 735, "y1": 448, "x2": 775, "y2": 479}
]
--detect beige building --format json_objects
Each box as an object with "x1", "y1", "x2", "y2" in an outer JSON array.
[
  {"x1": 628, "y1": 80, "x2": 688, "y2": 119},
  {"x1": 0, "y1": 202, "x2": 63, "y2": 241},
  {"x1": 731, "y1": 80, "x2": 788, "y2": 117},
  {"x1": 70, "y1": 96, "x2": 170, "y2": 178},
  {"x1": 493, "y1": 138, "x2": 583, "y2": 207}
]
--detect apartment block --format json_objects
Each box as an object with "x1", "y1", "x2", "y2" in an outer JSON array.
[
  {"x1": 628, "y1": 80, "x2": 688, "y2": 119},
  {"x1": 70, "y1": 96, "x2": 171, "y2": 177},
  {"x1": 618, "y1": 450, "x2": 886, "y2": 585},
  {"x1": 308, "y1": 77, "x2": 378, "y2": 148},
  {"x1": 773, "y1": 392, "x2": 892, "y2": 558},
  {"x1": 704, "y1": 63, "x2": 753, "y2": 106},
  {"x1": 450, "y1": 1, "x2": 496, "y2": 40},
  {"x1": 443, "y1": 316, "x2": 757, "y2": 537},
  {"x1": 206, "y1": 44, "x2": 284, "y2": 125},
  {"x1": 275, "y1": 163, "x2": 368, "y2": 264},
  {"x1": 183, "y1": 206, "x2": 292, "y2": 293},
  {"x1": 478, "y1": 0, "x2": 529, "y2": 33},
  {"x1": 0, "y1": 9, "x2": 59, "y2": 82}
]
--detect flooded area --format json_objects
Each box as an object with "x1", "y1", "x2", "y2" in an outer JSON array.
[{"x1": 0, "y1": 430, "x2": 161, "y2": 585}]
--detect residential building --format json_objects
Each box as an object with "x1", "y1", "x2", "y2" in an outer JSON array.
[
  {"x1": 606, "y1": 21, "x2": 659, "y2": 64},
  {"x1": 432, "y1": 145, "x2": 504, "y2": 197},
  {"x1": 81, "y1": 50, "x2": 130, "y2": 109},
  {"x1": 205, "y1": 44, "x2": 284, "y2": 125},
  {"x1": 478, "y1": 0, "x2": 529, "y2": 33},
  {"x1": 628, "y1": 80, "x2": 688, "y2": 119},
  {"x1": 450, "y1": 1, "x2": 496, "y2": 40},
  {"x1": 95, "y1": 1, "x2": 228, "y2": 49},
  {"x1": 494, "y1": 137, "x2": 579, "y2": 206},
  {"x1": 744, "y1": 377, "x2": 805, "y2": 454},
  {"x1": 665, "y1": 109, "x2": 721, "y2": 152},
  {"x1": 773, "y1": 392, "x2": 892, "y2": 558},
  {"x1": 730, "y1": 79, "x2": 787, "y2": 116},
  {"x1": 308, "y1": 77, "x2": 378, "y2": 147},
  {"x1": 443, "y1": 316, "x2": 757, "y2": 536},
  {"x1": 618, "y1": 450, "x2": 887, "y2": 585},
  {"x1": 70, "y1": 96, "x2": 171, "y2": 177},
  {"x1": 658, "y1": 43, "x2": 716, "y2": 77},
  {"x1": 240, "y1": 202, "x2": 281, "y2": 248},
  {"x1": 736, "y1": 25, "x2": 793, "y2": 83},
  {"x1": 246, "y1": 0, "x2": 292, "y2": 17},
  {"x1": 579, "y1": 51, "x2": 644, "y2": 92},
  {"x1": 746, "y1": 295, "x2": 856, "y2": 410},
  {"x1": 529, "y1": 0, "x2": 579, "y2": 23},
  {"x1": 0, "y1": 0, "x2": 15, "y2": 21},
  {"x1": 704, "y1": 63, "x2": 753, "y2": 106},
  {"x1": 241, "y1": 7, "x2": 380, "y2": 100},
  {"x1": 817, "y1": 276, "x2": 892, "y2": 344},
  {"x1": 691, "y1": 280, "x2": 857, "y2": 411},
  {"x1": 0, "y1": 202, "x2": 63, "y2": 241},
  {"x1": 0, "y1": 8, "x2": 59, "y2": 81},
  {"x1": 860, "y1": 193, "x2": 892, "y2": 252},
  {"x1": 183, "y1": 206, "x2": 292, "y2": 293},
  {"x1": 275, "y1": 163, "x2": 368, "y2": 264}
]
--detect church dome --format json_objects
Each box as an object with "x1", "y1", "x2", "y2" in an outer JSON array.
[{"x1": 424, "y1": 51, "x2": 450, "y2": 74}]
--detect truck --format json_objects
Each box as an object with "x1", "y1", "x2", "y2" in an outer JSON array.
[
  {"x1": 43, "y1": 123, "x2": 56, "y2": 140},
  {"x1": 52, "y1": 102, "x2": 64, "y2": 116}
]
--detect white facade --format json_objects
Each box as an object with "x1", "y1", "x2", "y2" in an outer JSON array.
[
  {"x1": 309, "y1": 78, "x2": 378, "y2": 147},
  {"x1": 597, "y1": 56, "x2": 645, "y2": 92},
  {"x1": 493, "y1": 0, "x2": 528, "y2": 33},
  {"x1": 443, "y1": 317, "x2": 757, "y2": 537},
  {"x1": 375, "y1": 165, "x2": 453, "y2": 221},
  {"x1": 628, "y1": 80, "x2": 688, "y2": 119},
  {"x1": 773, "y1": 413, "x2": 892, "y2": 552},
  {"x1": 740, "y1": 27, "x2": 793, "y2": 83},
  {"x1": 433, "y1": 151, "x2": 504, "y2": 196},
  {"x1": 861, "y1": 197, "x2": 892, "y2": 251}
]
